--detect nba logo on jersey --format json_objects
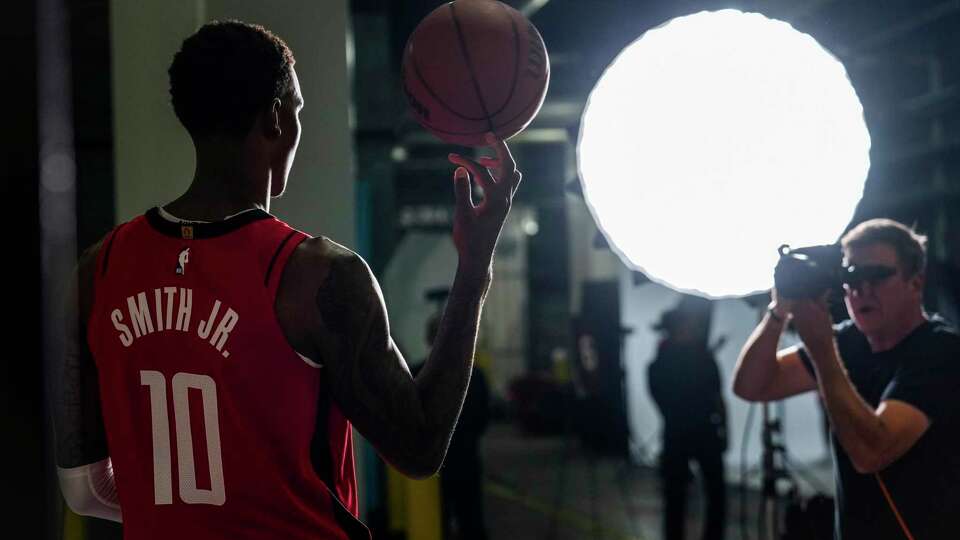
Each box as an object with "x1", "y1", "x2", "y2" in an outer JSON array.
[
  {"x1": 176, "y1": 247, "x2": 190, "y2": 275},
  {"x1": 181, "y1": 225, "x2": 194, "y2": 239}
]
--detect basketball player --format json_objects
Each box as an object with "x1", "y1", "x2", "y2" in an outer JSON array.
[{"x1": 53, "y1": 21, "x2": 522, "y2": 539}]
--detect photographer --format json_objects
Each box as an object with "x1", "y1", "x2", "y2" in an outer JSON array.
[{"x1": 732, "y1": 218, "x2": 960, "y2": 539}]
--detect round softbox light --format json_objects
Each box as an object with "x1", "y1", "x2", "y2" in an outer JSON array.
[{"x1": 577, "y1": 9, "x2": 871, "y2": 298}]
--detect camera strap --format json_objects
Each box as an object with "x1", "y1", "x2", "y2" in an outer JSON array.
[{"x1": 875, "y1": 472, "x2": 915, "y2": 540}]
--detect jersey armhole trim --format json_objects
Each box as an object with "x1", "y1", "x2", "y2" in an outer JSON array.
[
  {"x1": 99, "y1": 222, "x2": 127, "y2": 277},
  {"x1": 265, "y1": 229, "x2": 318, "y2": 370},
  {"x1": 265, "y1": 230, "x2": 299, "y2": 287},
  {"x1": 297, "y1": 352, "x2": 323, "y2": 369}
]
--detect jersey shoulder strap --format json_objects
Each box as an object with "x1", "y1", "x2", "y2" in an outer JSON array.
[
  {"x1": 95, "y1": 217, "x2": 139, "y2": 278},
  {"x1": 262, "y1": 220, "x2": 310, "y2": 299}
]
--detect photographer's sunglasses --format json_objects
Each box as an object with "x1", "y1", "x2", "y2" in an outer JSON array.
[{"x1": 841, "y1": 264, "x2": 898, "y2": 291}]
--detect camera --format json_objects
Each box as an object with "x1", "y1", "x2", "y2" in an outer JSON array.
[
  {"x1": 774, "y1": 244, "x2": 844, "y2": 299},
  {"x1": 774, "y1": 244, "x2": 901, "y2": 300}
]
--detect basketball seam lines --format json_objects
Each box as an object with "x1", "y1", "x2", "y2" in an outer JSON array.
[
  {"x1": 487, "y1": 87, "x2": 546, "y2": 132},
  {"x1": 408, "y1": 6, "x2": 546, "y2": 136},
  {"x1": 491, "y1": 20, "x2": 548, "y2": 131},
  {"x1": 441, "y1": 1, "x2": 521, "y2": 120},
  {"x1": 419, "y1": 80, "x2": 545, "y2": 136},
  {"x1": 492, "y1": 0, "x2": 522, "y2": 119},
  {"x1": 411, "y1": 58, "x2": 486, "y2": 121},
  {"x1": 449, "y1": 1, "x2": 496, "y2": 134}
]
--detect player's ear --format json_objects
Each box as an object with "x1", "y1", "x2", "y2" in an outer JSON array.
[
  {"x1": 909, "y1": 271, "x2": 924, "y2": 296},
  {"x1": 261, "y1": 98, "x2": 282, "y2": 140}
]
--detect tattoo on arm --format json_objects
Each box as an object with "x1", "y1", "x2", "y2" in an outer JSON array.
[
  {"x1": 310, "y1": 247, "x2": 490, "y2": 476},
  {"x1": 313, "y1": 255, "x2": 430, "y2": 471},
  {"x1": 55, "y1": 241, "x2": 109, "y2": 468}
]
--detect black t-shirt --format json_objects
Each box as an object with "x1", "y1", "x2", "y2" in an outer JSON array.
[{"x1": 799, "y1": 316, "x2": 960, "y2": 539}]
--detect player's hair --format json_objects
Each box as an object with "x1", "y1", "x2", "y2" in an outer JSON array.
[
  {"x1": 169, "y1": 20, "x2": 296, "y2": 139},
  {"x1": 841, "y1": 218, "x2": 927, "y2": 277}
]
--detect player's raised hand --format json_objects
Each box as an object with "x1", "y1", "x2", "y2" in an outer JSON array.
[{"x1": 448, "y1": 133, "x2": 523, "y2": 272}]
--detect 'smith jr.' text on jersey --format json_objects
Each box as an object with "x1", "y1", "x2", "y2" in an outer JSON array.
[{"x1": 108, "y1": 288, "x2": 239, "y2": 358}]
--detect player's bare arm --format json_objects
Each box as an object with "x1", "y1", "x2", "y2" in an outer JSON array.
[
  {"x1": 54, "y1": 236, "x2": 122, "y2": 521},
  {"x1": 280, "y1": 241, "x2": 487, "y2": 479},
  {"x1": 56, "y1": 238, "x2": 108, "y2": 468},
  {"x1": 278, "y1": 239, "x2": 435, "y2": 477},
  {"x1": 279, "y1": 135, "x2": 521, "y2": 478}
]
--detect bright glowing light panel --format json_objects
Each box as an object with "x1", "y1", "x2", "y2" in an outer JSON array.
[{"x1": 578, "y1": 9, "x2": 870, "y2": 298}]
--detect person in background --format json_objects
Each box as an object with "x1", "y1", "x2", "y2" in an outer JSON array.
[
  {"x1": 648, "y1": 302, "x2": 728, "y2": 540},
  {"x1": 413, "y1": 309, "x2": 491, "y2": 540}
]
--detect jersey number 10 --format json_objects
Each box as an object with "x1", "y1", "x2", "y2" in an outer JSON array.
[{"x1": 140, "y1": 370, "x2": 226, "y2": 505}]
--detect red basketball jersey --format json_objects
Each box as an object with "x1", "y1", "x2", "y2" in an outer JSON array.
[{"x1": 87, "y1": 208, "x2": 368, "y2": 539}]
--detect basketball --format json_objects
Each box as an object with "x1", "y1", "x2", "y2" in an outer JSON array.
[{"x1": 401, "y1": 0, "x2": 550, "y2": 147}]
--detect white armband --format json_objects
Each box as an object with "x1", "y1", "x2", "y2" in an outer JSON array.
[{"x1": 57, "y1": 457, "x2": 122, "y2": 522}]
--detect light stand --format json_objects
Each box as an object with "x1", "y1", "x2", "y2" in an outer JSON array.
[{"x1": 758, "y1": 401, "x2": 795, "y2": 540}]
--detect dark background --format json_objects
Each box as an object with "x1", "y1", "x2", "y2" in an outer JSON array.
[{"x1": 11, "y1": 0, "x2": 960, "y2": 534}]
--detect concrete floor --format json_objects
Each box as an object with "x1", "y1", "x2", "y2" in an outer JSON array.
[
  {"x1": 479, "y1": 422, "x2": 833, "y2": 540},
  {"x1": 73, "y1": 419, "x2": 834, "y2": 540}
]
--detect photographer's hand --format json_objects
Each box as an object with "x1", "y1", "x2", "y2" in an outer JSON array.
[
  {"x1": 731, "y1": 287, "x2": 819, "y2": 402},
  {"x1": 791, "y1": 294, "x2": 835, "y2": 358},
  {"x1": 769, "y1": 288, "x2": 796, "y2": 321}
]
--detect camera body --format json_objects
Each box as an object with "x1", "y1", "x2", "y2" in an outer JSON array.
[{"x1": 774, "y1": 244, "x2": 844, "y2": 299}]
